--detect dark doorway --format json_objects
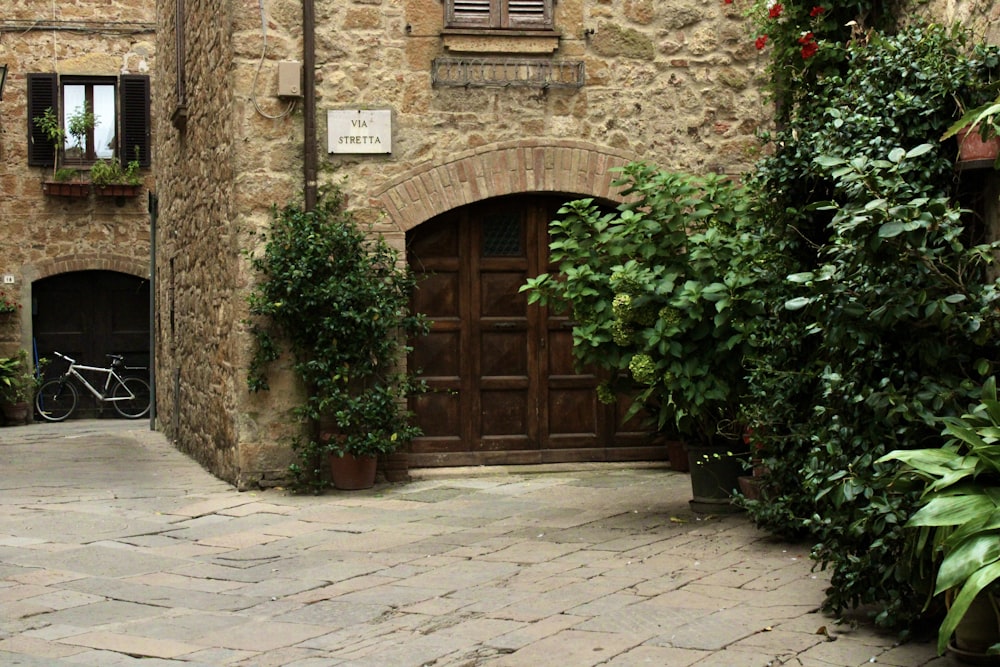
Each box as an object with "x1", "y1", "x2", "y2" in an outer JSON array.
[{"x1": 33, "y1": 270, "x2": 149, "y2": 417}]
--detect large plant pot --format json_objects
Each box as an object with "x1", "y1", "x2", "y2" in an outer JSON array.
[
  {"x1": 329, "y1": 452, "x2": 378, "y2": 490},
  {"x1": 950, "y1": 591, "x2": 1000, "y2": 663},
  {"x1": 1, "y1": 401, "x2": 30, "y2": 426},
  {"x1": 957, "y1": 127, "x2": 1000, "y2": 170},
  {"x1": 686, "y1": 442, "x2": 748, "y2": 513}
]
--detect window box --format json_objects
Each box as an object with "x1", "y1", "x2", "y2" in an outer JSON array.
[
  {"x1": 94, "y1": 184, "x2": 143, "y2": 198},
  {"x1": 42, "y1": 181, "x2": 90, "y2": 198}
]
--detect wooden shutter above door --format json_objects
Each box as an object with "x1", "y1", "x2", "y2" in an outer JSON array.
[
  {"x1": 507, "y1": 0, "x2": 549, "y2": 29},
  {"x1": 449, "y1": 0, "x2": 492, "y2": 28},
  {"x1": 447, "y1": 0, "x2": 552, "y2": 30},
  {"x1": 27, "y1": 73, "x2": 58, "y2": 167}
]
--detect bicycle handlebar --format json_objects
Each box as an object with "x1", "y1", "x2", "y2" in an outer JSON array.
[{"x1": 51, "y1": 351, "x2": 126, "y2": 367}]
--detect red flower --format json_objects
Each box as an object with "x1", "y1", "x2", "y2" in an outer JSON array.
[
  {"x1": 810, "y1": 6, "x2": 825, "y2": 16},
  {"x1": 755, "y1": 35, "x2": 768, "y2": 50},
  {"x1": 723, "y1": 0, "x2": 734, "y2": 4},
  {"x1": 797, "y1": 32, "x2": 814, "y2": 45},
  {"x1": 768, "y1": 3, "x2": 783, "y2": 18},
  {"x1": 801, "y1": 41, "x2": 819, "y2": 58}
]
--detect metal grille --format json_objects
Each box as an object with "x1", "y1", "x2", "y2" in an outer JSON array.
[
  {"x1": 432, "y1": 57, "x2": 585, "y2": 89},
  {"x1": 483, "y1": 213, "x2": 522, "y2": 257}
]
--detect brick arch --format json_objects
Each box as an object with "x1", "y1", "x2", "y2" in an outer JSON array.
[
  {"x1": 374, "y1": 140, "x2": 638, "y2": 233},
  {"x1": 31, "y1": 254, "x2": 149, "y2": 282}
]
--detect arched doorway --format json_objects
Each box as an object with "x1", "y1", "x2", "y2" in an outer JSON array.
[
  {"x1": 406, "y1": 195, "x2": 663, "y2": 467},
  {"x1": 33, "y1": 270, "x2": 149, "y2": 417}
]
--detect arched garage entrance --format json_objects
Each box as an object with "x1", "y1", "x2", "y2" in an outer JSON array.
[
  {"x1": 33, "y1": 270, "x2": 149, "y2": 417},
  {"x1": 406, "y1": 195, "x2": 664, "y2": 467}
]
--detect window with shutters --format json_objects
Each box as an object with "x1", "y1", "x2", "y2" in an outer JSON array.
[
  {"x1": 446, "y1": 0, "x2": 553, "y2": 31},
  {"x1": 27, "y1": 73, "x2": 151, "y2": 169}
]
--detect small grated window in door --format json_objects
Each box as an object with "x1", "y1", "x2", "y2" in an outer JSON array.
[{"x1": 482, "y1": 212, "x2": 522, "y2": 256}]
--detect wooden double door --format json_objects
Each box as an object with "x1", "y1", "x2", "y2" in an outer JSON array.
[{"x1": 407, "y1": 196, "x2": 662, "y2": 467}]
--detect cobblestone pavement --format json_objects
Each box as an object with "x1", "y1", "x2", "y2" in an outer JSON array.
[{"x1": 0, "y1": 421, "x2": 959, "y2": 666}]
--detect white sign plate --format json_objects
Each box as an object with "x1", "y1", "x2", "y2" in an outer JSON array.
[{"x1": 327, "y1": 109, "x2": 392, "y2": 154}]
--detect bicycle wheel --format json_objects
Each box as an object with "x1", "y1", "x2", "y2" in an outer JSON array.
[
  {"x1": 112, "y1": 376, "x2": 150, "y2": 419},
  {"x1": 34, "y1": 380, "x2": 78, "y2": 422}
]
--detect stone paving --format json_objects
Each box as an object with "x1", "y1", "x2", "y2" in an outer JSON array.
[{"x1": 0, "y1": 420, "x2": 961, "y2": 666}]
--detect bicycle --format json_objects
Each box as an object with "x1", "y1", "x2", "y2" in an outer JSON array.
[{"x1": 34, "y1": 351, "x2": 150, "y2": 421}]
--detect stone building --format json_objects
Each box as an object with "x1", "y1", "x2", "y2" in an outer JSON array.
[
  {"x1": 0, "y1": 2, "x2": 155, "y2": 410},
  {"x1": 152, "y1": 0, "x2": 776, "y2": 488}
]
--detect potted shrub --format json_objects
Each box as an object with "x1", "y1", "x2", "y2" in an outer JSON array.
[
  {"x1": 247, "y1": 184, "x2": 429, "y2": 492},
  {"x1": 879, "y1": 377, "x2": 1000, "y2": 661},
  {"x1": 0, "y1": 350, "x2": 39, "y2": 425},
  {"x1": 523, "y1": 164, "x2": 761, "y2": 511}
]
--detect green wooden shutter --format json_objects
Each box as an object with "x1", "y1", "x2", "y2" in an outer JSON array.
[
  {"x1": 119, "y1": 75, "x2": 151, "y2": 168},
  {"x1": 27, "y1": 73, "x2": 58, "y2": 167}
]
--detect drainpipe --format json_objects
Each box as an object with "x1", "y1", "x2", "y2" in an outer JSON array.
[{"x1": 303, "y1": 0, "x2": 317, "y2": 212}]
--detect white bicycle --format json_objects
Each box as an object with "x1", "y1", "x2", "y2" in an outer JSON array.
[{"x1": 34, "y1": 351, "x2": 150, "y2": 421}]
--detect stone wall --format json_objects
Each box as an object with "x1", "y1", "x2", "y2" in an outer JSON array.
[
  {"x1": 156, "y1": 0, "x2": 1000, "y2": 487},
  {"x1": 0, "y1": 1, "x2": 155, "y2": 357},
  {"x1": 152, "y1": 0, "x2": 772, "y2": 487}
]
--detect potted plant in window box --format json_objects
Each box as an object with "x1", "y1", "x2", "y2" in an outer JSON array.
[
  {"x1": 34, "y1": 104, "x2": 95, "y2": 197},
  {"x1": 90, "y1": 154, "x2": 144, "y2": 199},
  {"x1": 879, "y1": 377, "x2": 1000, "y2": 662}
]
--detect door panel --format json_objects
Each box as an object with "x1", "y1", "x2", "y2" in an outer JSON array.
[{"x1": 408, "y1": 196, "x2": 665, "y2": 466}]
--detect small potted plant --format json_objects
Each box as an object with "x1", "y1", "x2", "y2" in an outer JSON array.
[
  {"x1": 879, "y1": 377, "x2": 1000, "y2": 662},
  {"x1": 33, "y1": 104, "x2": 96, "y2": 197},
  {"x1": 0, "y1": 350, "x2": 40, "y2": 425},
  {"x1": 0, "y1": 288, "x2": 19, "y2": 318}
]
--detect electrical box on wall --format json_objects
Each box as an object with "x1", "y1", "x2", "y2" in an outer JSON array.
[{"x1": 277, "y1": 61, "x2": 302, "y2": 98}]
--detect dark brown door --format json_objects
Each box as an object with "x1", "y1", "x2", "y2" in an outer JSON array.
[
  {"x1": 33, "y1": 270, "x2": 149, "y2": 416},
  {"x1": 407, "y1": 196, "x2": 662, "y2": 467}
]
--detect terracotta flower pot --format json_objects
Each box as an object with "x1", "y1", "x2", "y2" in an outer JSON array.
[
  {"x1": 1, "y1": 401, "x2": 30, "y2": 426},
  {"x1": 956, "y1": 127, "x2": 1000, "y2": 169},
  {"x1": 329, "y1": 452, "x2": 378, "y2": 490}
]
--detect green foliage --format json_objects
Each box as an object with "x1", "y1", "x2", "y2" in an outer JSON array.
[
  {"x1": 90, "y1": 157, "x2": 142, "y2": 186},
  {"x1": 65, "y1": 101, "x2": 97, "y2": 155},
  {"x1": 523, "y1": 165, "x2": 762, "y2": 445},
  {"x1": 742, "y1": 23, "x2": 1000, "y2": 630},
  {"x1": 32, "y1": 107, "x2": 65, "y2": 179},
  {"x1": 0, "y1": 350, "x2": 41, "y2": 404},
  {"x1": 880, "y1": 377, "x2": 1000, "y2": 655},
  {"x1": 738, "y1": 0, "x2": 898, "y2": 123},
  {"x1": 246, "y1": 185, "x2": 429, "y2": 492}
]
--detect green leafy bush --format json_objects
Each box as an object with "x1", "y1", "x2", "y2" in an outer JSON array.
[
  {"x1": 246, "y1": 185, "x2": 428, "y2": 492},
  {"x1": 742, "y1": 23, "x2": 1000, "y2": 629},
  {"x1": 523, "y1": 165, "x2": 762, "y2": 446}
]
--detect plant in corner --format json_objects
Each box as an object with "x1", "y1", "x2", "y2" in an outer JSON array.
[
  {"x1": 879, "y1": 377, "x2": 1000, "y2": 660},
  {"x1": 522, "y1": 164, "x2": 763, "y2": 511},
  {"x1": 0, "y1": 350, "x2": 40, "y2": 425},
  {"x1": 246, "y1": 184, "x2": 429, "y2": 493}
]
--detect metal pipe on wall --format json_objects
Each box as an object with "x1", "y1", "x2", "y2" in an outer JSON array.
[{"x1": 303, "y1": 0, "x2": 317, "y2": 212}]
